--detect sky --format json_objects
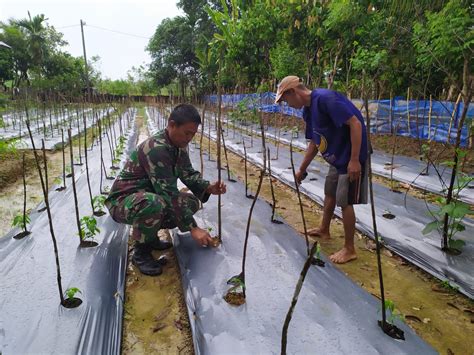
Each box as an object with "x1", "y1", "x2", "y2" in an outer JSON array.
[{"x1": 0, "y1": 0, "x2": 183, "y2": 79}]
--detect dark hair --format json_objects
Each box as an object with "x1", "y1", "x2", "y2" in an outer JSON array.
[{"x1": 168, "y1": 104, "x2": 201, "y2": 126}]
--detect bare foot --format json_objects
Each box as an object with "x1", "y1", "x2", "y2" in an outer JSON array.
[
  {"x1": 306, "y1": 227, "x2": 331, "y2": 239},
  {"x1": 330, "y1": 247, "x2": 357, "y2": 264}
]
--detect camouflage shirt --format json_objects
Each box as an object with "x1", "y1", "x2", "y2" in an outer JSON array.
[{"x1": 106, "y1": 129, "x2": 210, "y2": 216}]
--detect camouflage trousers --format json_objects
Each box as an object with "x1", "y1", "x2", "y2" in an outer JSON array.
[{"x1": 108, "y1": 191, "x2": 200, "y2": 243}]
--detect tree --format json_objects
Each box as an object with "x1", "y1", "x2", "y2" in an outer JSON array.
[{"x1": 147, "y1": 16, "x2": 198, "y2": 99}]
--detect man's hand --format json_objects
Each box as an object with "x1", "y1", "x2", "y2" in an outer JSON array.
[
  {"x1": 190, "y1": 227, "x2": 214, "y2": 247},
  {"x1": 295, "y1": 169, "x2": 308, "y2": 185},
  {"x1": 206, "y1": 181, "x2": 227, "y2": 195},
  {"x1": 347, "y1": 159, "x2": 361, "y2": 182}
]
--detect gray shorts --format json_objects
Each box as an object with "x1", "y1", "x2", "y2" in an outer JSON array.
[{"x1": 324, "y1": 161, "x2": 368, "y2": 208}]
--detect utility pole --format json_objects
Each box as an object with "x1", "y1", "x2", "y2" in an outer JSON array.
[{"x1": 80, "y1": 20, "x2": 91, "y2": 102}]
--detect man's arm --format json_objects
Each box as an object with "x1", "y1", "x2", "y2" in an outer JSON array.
[
  {"x1": 346, "y1": 115, "x2": 362, "y2": 181},
  {"x1": 296, "y1": 140, "x2": 319, "y2": 184}
]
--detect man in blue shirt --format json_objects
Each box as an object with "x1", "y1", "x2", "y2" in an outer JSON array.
[{"x1": 275, "y1": 76, "x2": 368, "y2": 264}]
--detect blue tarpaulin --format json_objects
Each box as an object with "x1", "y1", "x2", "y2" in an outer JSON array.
[{"x1": 206, "y1": 93, "x2": 472, "y2": 146}]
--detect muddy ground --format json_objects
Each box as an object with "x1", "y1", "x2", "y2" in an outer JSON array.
[{"x1": 121, "y1": 112, "x2": 194, "y2": 354}]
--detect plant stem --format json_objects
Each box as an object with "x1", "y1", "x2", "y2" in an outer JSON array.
[
  {"x1": 267, "y1": 148, "x2": 277, "y2": 221},
  {"x1": 281, "y1": 242, "x2": 318, "y2": 355},
  {"x1": 25, "y1": 116, "x2": 65, "y2": 305},
  {"x1": 290, "y1": 141, "x2": 310, "y2": 256},
  {"x1": 61, "y1": 129, "x2": 66, "y2": 189},
  {"x1": 243, "y1": 140, "x2": 250, "y2": 197},
  {"x1": 217, "y1": 65, "x2": 223, "y2": 242},
  {"x1": 69, "y1": 129, "x2": 84, "y2": 245},
  {"x1": 83, "y1": 113, "x2": 95, "y2": 213},
  {"x1": 364, "y1": 96, "x2": 387, "y2": 328},
  {"x1": 22, "y1": 153, "x2": 27, "y2": 232},
  {"x1": 200, "y1": 104, "x2": 206, "y2": 176}
]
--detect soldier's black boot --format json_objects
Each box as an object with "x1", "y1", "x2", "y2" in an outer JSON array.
[
  {"x1": 132, "y1": 243, "x2": 166, "y2": 276},
  {"x1": 148, "y1": 237, "x2": 173, "y2": 251}
]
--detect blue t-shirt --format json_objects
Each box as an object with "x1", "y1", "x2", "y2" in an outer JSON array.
[{"x1": 303, "y1": 89, "x2": 368, "y2": 174}]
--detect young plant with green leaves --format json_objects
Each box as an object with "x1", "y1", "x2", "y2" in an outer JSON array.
[
  {"x1": 423, "y1": 149, "x2": 473, "y2": 253},
  {"x1": 92, "y1": 195, "x2": 107, "y2": 216},
  {"x1": 12, "y1": 213, "x2": 31, "y2": 233},
  {"x1": 79, "y1": 216, "x2": 101, "y2": 242},
  {"x1": 63, "y1": 287, "x2": 83, "y2": 308},
  {"x1": 381, "y1": 299, "x2": 404, "y2": 326}
]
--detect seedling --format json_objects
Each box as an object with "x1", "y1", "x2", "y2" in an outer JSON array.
[
  {"x1": 79, "y1": 216, "x2": 100, "y2": 241},
  {"x1": 310, "y1": 242, "x2": 325, "y2": 267},
  {"x1": 92, "y1": 195, "x2": 107, "y2": 216},
  {"x1": 12, "y1": 213, "x2": 31, "y2": 239},
  {"x1": 422, "y1": 193, "x2": 471, "y2": 254},
  {"x1": 224, "y1": 273, "x2": 246, "y2": 306},
  {"x1": 206, "y1": 226, "x2": 221, "y2": 247},
  {"x1": 65, "y1": 165, "x2": 72, "y2": 178},
  {"x1": 377, "y1": 299, "x2": 405, "y2": 340},
  {"x1": 111, "y1": 158, "x2": 121, "y2": 168},
  {"x1": 13, "y1": 153, "x2": 32, "y2": 239},
  {"x1": 62, "y1": 287, "x2": 83, "y2": 308}
]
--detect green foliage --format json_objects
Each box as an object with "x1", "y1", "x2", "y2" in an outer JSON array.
[
  {"x1": 65, "y1": 287, "x2": 81, "y2": 299},
  {"x1": 79, "y1": 216, "x2": 100, "y2": 241},
  {"x1": 11, "y1": 213, "x2": 30, "y2": 230},
  {"x1": 92, "y1": 195, "x2": 106, "y2": 212},
  {"x1": 382, "y1": 299, "x2": 404, "y2": 325},
  {"x1": 413, "y1": 0, "x2": 473, "y2": 88},
  {"x1": 423, "y1": 148, "x2": 473, "y2": 251},
  {"x1": 270, "y1": 42, "x2": 305, "y2": 81}
]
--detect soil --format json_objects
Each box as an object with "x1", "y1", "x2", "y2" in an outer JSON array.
[
  {"x1": 311, "y1": 257, "x2": 326, "y2": 267},
  {"x1": 0, "y1": 151, "x2": 36, "y2": 187},
  {"x1": 198, "y1": 132, "x2": 474, "y2": 354},
  {"x1": 80, "y1": 240, "x2": 99, "y2": 248},
  {"x1": 378, "y1": 320, "x2": 405, "y2": 340},
  {"x1": 382, "y1": 212, "x2": 396, "y2": 220},
  {"x1": 13, "y1": 230, "x2": 31, "y2": 240},
  {"x1": 62, "y1": 297, "x2": 83, "y2": 309},
  {"x1": 224, "y1": 292, "x2": 246, "y2": 306},
  {"x1": 209, "y1": 237, "x2": 221, "y2": 248}
]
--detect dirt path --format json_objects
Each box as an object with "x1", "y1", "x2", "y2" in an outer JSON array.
[
  {"x1": 198, "y1": 133, "x2": 474, "y2": 354},
  {"x1": 121, "y1": 111, "x2": 194, "y2": 354}
]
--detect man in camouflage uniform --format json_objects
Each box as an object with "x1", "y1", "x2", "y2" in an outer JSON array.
[{"x1": 106, "y1": 104, "x2": 226, "y2": 276}]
